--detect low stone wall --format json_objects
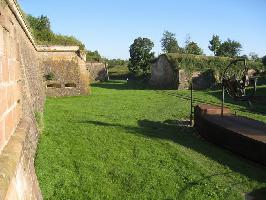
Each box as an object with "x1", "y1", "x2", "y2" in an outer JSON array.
[
  {"x1": 178, "y1": 70, "x2": 216, "y2": 90},
  {"x1": 86, "y1": 62, "x2": 108, "y2": 82}
]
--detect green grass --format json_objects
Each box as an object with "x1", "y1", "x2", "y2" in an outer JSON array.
[{"x1": 35, "y1": 81, "x2": 266, "y2": 200}]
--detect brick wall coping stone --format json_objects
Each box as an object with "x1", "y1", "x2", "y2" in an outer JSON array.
[
  {"x1": 5, "y1": 0, "x2": 37, "y2": 49},
  {"x1": 37, "y1": 45, "x2": 80, "y2": 52},
  {"x1": 5, "y1": 0, "x2": 82, "y2": 54}
]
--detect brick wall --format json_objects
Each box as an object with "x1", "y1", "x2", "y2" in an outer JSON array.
[
  {"x1": 0, "y1": 0, "x2": 45, "y2": 199},
  {"x1": 0, "y1": 3, "x2": 22, "y2": 153},
  {"x1": 0, "y1": 1, "x2": 91, "y2": 199}
]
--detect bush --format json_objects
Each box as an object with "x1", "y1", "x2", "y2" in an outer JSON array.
[
  {"x1": 166, "y1": 53, "x2": 265, "y2": 79},
  {"x1": 86, "y1": 51, "x2": 102, "y2": 62},
  {"x1": 44, "y1": 72, "x2": 55, "y2": 81}
]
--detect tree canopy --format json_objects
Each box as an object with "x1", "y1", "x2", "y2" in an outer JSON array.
[
  {"x1": 209, "y1": 35, "x2": 242, "y2": 57},
  {"x1": 184, "y1": 41, "x2": 203, "y2": 55},
  {"x1": 208, "y1": 35, "x2": 221, "y2": 56},
  {"x1": 86, "y1": 50, "x2": 102, "y2": 62},
  {"x1": 161, "y1": 31, "x2": 181, "y2": 53},
  {"x1": 128, "y1": 37, "x2": 154, "y2": 76},
  {"x1": 26, "y1": 14, "x2": 85, "y2": 49},
  {"x1": 249, "y1": 52, "x2": 259, "y2": 62}
]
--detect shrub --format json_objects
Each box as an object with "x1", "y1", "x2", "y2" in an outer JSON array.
[
  {"x1": 166, "y1": 53, "x2": 264, "y2": 79},
  {"x1": 44, "y1": 72, "x2": 55, "y2": 81}
]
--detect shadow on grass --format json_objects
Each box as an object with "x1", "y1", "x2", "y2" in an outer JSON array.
[
  {"x1": 91, "y1": 80, "x2": 176, "y2": 91},
  {"x1": 156, "y1": 88, "x2": 266, "y2": 116},
  {"x1": 208, "y1": 89, "x2": 266, "y2": 115},
  {"x1": 78, "y1": 119, "x2": 266, "y2": 185}
]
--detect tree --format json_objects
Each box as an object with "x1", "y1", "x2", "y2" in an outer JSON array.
[
  {"x1": 262, "y1": 56, "x2": 266, "y2": 66},
  {"x1": 161, "y1": 31, "x2": 181, "y2": 53},
  {"x1": 241, "y1": 54, "x2": 249, "y2": 60},
  {"x1": 27, "y1": 14, "x2": 53, "y2": 42},
  {"x1": 216, "y1": 39, "x2": 242, "y2": 57},
  {"x1": 128, "y1": 37, "x2": 154, "y2": 76},
  {"x1": 86, "y1": 50, "x2": 102, "y2": 62},
  {"x1": 27, "y1": 15, "x2": 51, "y2": 32},
  {"x1": 26, "y1": 14, "x2": 85, "y2": 49},
  {"x1": 185, "y1": 41, "x2": 203, "y2": 55},
  {"x1": 249, "y1": 52, "x2": 259, "y2": 61},
  {"x1": 208, "y1": 35, "x2": 221, "y2": 56}
]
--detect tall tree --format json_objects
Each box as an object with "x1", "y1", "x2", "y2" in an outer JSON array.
[
  {"x1": 208, "y1": 35, "x2": 221, "y2": 56},
  {"x1": 128, "y1": 37, "x2": 154, "y2": 76},
  {"x1": 161, "y1": 31, "x2": 181, "y2": 53},
  {"x1": 216, "y1": 39, "x2": 242, "y2": 57},
  {"x1": 185, "y1": 41, "x2": 203, "y2": 55}
]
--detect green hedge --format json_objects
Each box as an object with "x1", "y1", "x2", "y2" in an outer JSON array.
[{"x1": 166, "y1": 53, "x2": 265, "y2": 76}]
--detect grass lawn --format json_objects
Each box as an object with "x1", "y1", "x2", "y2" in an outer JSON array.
[{"x1": 35, "y1": 81, "x2": 266, "y2": 200}]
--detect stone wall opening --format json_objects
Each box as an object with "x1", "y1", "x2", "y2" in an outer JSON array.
[
  {"x1": 47, "y1": 83, "x2": 62, "y2": 88},
  {"x1": 65, "y1": 83, "x2": 76, "y2": 88}
]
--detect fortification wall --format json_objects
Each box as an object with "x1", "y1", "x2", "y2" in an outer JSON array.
[
  {"x1": 149, "y1": 55, "x2": 178, "y2": 88},
  {"x1": 40, "y1": 49, "x2": 90, "y2": 97},
  {"x1": 150, "y1": 55, "x2": 216, "y2": 90},
  {"x1": 86, "y1": 62, "x2": 108, "y2": 82},
  {"x1": 0, "y1": 0, "x2": 91, "y2": 199},
  {"x1": 0, "y1": 0, "x2": 44, "y2": 199}
]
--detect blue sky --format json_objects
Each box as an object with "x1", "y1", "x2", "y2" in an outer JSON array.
[{"x1": 18, "y1": 0, "x2": 266, "y2": 59}]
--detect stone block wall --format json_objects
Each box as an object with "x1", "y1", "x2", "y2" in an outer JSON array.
[
  {"x1": 150, "y1": 55, "x2": 178, "y2": 88},
  {"x1": 0, "y1": 0, "x2": 91, "y2": 199},
  {"x1": 41, "y1": 48, "x2": 90, "y2": 97},
  {"x1": 150, "y1": 55, "x2": 216, "y2": 90},
  {"x1": 86, "y1": 62, "x2": 108, "y2": 82},
  {"x1": 0, "y1": 0, "x2": 45, "y2": 199}
]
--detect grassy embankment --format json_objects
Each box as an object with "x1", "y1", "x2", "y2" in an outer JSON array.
[{"x1": 35, "y1": 79, "x2": 266, "y2": 200}]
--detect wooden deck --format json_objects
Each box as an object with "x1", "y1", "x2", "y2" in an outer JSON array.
[{"x1": 194, "y1": 104, "x2": 266, "y2": 166}]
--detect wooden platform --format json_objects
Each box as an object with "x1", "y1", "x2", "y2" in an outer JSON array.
[{"x1": 194, "y1": 104, "x2": 266, "y2": 166}]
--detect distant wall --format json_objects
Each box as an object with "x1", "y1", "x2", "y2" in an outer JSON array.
[
  {"x1": 149, "y1": 55, "x2": 177, "y2": 88},
  {"x1": 86, "y1": 62, "x2": 108, "y2": 82},
  {"x1": 150, "y1": 55, "x2": 216, "y2": 90},
  {"x1": 40, "y1": 48, "x2": 90, "y2": 97}
]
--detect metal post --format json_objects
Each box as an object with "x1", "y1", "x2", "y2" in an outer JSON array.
[
  {"x1": 190, "y1": 81, "x2": 193, "y2": 126},
  {"x1": 221, "y1": 84, "x2": 225, "y2": 117},
  {"x1": 105, "y1": 62, "x2": 110, "y2": 81}
]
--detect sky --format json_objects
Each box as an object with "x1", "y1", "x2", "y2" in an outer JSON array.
[{"x1": 18, "y1": 0, "x2": 266, "y2": 59}]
